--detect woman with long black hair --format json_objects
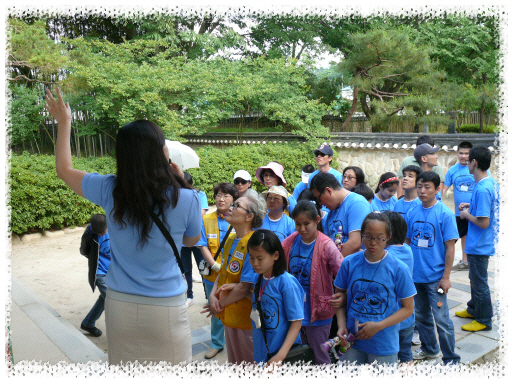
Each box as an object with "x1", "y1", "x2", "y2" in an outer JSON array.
[{"x1": 46, "y1": 88, "x2": 202, "y2": 365}]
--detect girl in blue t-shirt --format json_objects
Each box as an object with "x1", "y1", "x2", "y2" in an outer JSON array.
[
  {"x1": 333, "y1": 212, "x2": 416, "y2": 365},
  {"x1": 371, "y1": 173, "x2": 399, "y2": 212},
  {"x1": 248, "y1": 229, "x2": 305, "y2": 367}
]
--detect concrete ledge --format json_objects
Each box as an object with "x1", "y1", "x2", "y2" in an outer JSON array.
[
  {"x1": 11, "y1": 234, "x2": 21, "y2": 245},
  {"x1": 10, "y1": 276, "x2": 107, "y2": 364},
  {"x1": 63, "y1": 226, "x2": 86, "y2": 234},
  {"x1": 21, "y1": 233, "x2": 42, "y2": 242},
  {"x1": 43, "y1": 230, "x2": 66, "y2": 238}
]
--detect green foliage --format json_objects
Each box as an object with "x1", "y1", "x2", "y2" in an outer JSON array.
[
  {"x1": 9, "y1": 153, "x2": 116, "y2": 234},
  {"x1": 187, "y1": 142, "x2": 330, "y2": 204},
  {"x1": 64, "y1": 39, "x2": 328, "y2": 140},
  {"x1": 458, "y1": 124, "x2": 498, "y2": 134},
  {"x1": 8, "y1": 84, "x2": 47, "y2": 146},
  {"x1": 8, "y1": 18, "x2": 68, "y2": 81}
]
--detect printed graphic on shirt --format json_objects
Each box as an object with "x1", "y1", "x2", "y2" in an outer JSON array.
[
  {"x1": 350, "y1": 279, "x2": 389, "y2": 316},
  {"x1": 454, "y1": 175, "x2": 475, "y2": 193},
  {"x1": 260, "y1": 294, "x2": 280, "y2": 330},
  {"x1": 410, "y1": 221, "x2": 435, "y2": 248},
  {"x1": 289, "y1": 254, "x2": 312, "y2": 288}
]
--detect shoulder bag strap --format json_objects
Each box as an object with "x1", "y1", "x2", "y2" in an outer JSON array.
[
  {"x1": 255, "y1": 275, "x2": 271, "y2": 357},
  {"x1": 150, "y1": 211, "x2": 185, "y2": 274},
  {"x1": 213, "y1": 225, "x2": 234, "y2": 262}
]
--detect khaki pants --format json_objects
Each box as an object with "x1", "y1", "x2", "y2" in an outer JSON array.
[{"x1": 105, "y1": 295, "x2": 192, "y2": 365}]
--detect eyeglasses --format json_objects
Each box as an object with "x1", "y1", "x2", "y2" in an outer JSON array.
[
  {"x1": 234, "y1": 178, "x2": 249, "y2": 185},
  {"x1": 215, "y1": 193, "x2": 232, "y2": 200},
  {"x1": 314, "y1": 152, "x2": 327, "y2": 157},
  {"x1": 230, "y1": 203, "x2": 250, "y2": 213},
  {"x1": 267, "y1": 196, "x2": 283, "y2": 203},
  {"x1": 343, "y1": 175, "x2": 356, "y2": 180},
  {"x1": 361, "y1": 235, "x2": 388, "y2": 243}
]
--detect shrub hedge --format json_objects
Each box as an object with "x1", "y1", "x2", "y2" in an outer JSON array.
[
  {"x1": 458, "y1": 124, "x2": 498, "y2": 134},
  {"x1": 10, "y1": 142, "x2": 326, "y2": 234}
]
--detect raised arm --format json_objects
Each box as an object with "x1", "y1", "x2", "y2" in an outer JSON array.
[{"x1": 45, "y1": 88, "x2": 87, "y2": 198}]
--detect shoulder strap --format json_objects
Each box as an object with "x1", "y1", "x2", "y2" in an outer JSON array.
[
  {"x1": 150, "y1": 211, "x2": 185, "y2": 274},
  {"x1": 255, "y1": 274, "x2": 270, "y2": 356},
  {"x1": 213, "y1": 225, "x2": 234, "y2": 262}
]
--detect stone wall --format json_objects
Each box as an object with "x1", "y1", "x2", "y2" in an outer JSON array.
[{"x1": 332, "y1": 147, "x2": 500, "y2": 195}]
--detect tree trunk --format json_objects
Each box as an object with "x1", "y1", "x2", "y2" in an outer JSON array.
[
  {"x1": 479, "y1": 99, "x2": 485, "y2": 134},
  {"x1": 341, "y1": 87, "x2": 361, "y2": 131}
]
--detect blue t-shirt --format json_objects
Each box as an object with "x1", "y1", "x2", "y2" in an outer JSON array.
[
  {"x1": 386, "y1": 244, "x2": 414, "y2": 330},
  {"x1": 252, "y1": 272, "x2": 304, "y2": 364},
  {"x1": 82, "y1": 173, "x2": 202, "y2": 297},
  {"x1": 405, "y1": 201, "x2": 459, "y2": 283},
  {"x1": 370, "y1": 195, "x2": 398, "y2": 212},
  {"x1": 393, "y1": 197, "x2": 421, "y2": 219},
  {"x1": 325, "y1": 192, "x2": 373, "y2": 243},
  {"x1": 464, "y1": 177, "x2": 500, "y2": 256},
  {"x1": 308, "y1": 168, "x2": 344, "y2": 187},
  {"x1": 96, "y1": 232, "x2": 111, "y2": 275},
  {"x1": 198, "y1": 190, "x2": 209, "y2": 211},
  {"x1": 197, "y1": 215, "x2": 230, "y2": 286},
  {"x1": 292, "y1": 181, "x2": 308, "y2": 201},
  {"x1": 287, "y1": 194, "x2": 297, "y2": 216},
  {"x1": 333, "y1": 251, "x2": 416, "y2": 356},
  {"x1": 289, "y1": 236, "x2": 331, "y2": 326},
  {"x1": 444, "y1": 164, "x2": 491, "y2": 216},
  {"x1": 261, "y1": 214, "x2": 296, "y2": 243}
]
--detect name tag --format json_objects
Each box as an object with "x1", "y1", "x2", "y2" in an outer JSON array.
[
  {"x1": 418, "y1": 239, "x2": 429, "y2": 248},
  {"x1": 206, "y1": 234, "x2": 217, "y2": 239},
  {"x1": 461, "y1": 185, "x2": 468, "y2": 192},
  {"x1": 234, "y1": 251, "x2": 245, "y2": 260}
]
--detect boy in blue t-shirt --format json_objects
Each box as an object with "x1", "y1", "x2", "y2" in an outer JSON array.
[
  {"x1": 394, "y1": 165, "x2": 422, "y2": 219},
  {"x1": 310, "y1": 172, "x2": 372, "y2": 257},
  {"x1": 405, "y1": 172, "x2": 460, "y2": 364},
  {"x1": 456, "y1": 146, "x2": 499, "y2": 332},
  {"x1": 80, "y1": 214, "x2": 110, "y2": 337}
]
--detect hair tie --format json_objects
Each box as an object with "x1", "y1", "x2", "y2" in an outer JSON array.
[
  {"x1": 310, "y1": 200, "x2": 316, "y2": 205},
  {"x1": 379, "y1": 176, "x2": 398, "y2": 188},
  {"x1": 261, "y1": 232, "x2": 264, "y2": 240}
]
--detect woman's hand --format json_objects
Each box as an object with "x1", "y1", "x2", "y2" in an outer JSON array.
[
  {"x1": 45, "y1": 88, "x2": 71, "y2": 124},
  {"x1": 356, "y1": 321, "x2": 382, "y2": 340}
]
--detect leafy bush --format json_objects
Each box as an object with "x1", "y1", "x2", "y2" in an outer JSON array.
[
  {"x1": 9, "y1": 153, "x2": 115, "y2": 234},
  {"x1": 9, "y1": 142, "x2": 332, "y2": 234},
  {"x1": 458, "y1": 124, "x2": 498, "y2": 134}
]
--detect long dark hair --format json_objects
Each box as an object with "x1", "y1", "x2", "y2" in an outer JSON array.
[{"x1": 112, "y1": 120, "x2": 191, "y2": 248}]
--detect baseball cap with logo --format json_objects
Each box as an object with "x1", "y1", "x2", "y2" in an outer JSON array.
[{"x1": 314, "y1": 143, "x2": 334, "y2": 157}]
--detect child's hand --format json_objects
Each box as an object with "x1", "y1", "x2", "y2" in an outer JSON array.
[
  {"x1": 329, "y1": 292, "x2": 346, "y2": 308},
  {"x1": 45, "y1": 87, "x2": 71, "y2": 124},
  {"x1": 265, "y1": 354, "x2": 284, "y2": 371},
  {"x1": 356, "y1": 321, "x2": 382, "y2": 340},
  {"x1": 336, "y1": 327, "x2": 349, "y2": 347}
]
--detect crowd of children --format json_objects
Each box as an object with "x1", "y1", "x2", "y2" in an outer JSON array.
[{"x1": 79, "y1": 139, "x2": 498, "y2": 368}]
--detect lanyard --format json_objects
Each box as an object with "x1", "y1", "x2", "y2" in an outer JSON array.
[{"x1": 258, "y1": 272, "x2": 273, "y2": 302}]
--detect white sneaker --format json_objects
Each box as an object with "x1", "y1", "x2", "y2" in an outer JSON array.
[
  {"x1": 412, "y1": 331, "x2": 421, "y2": 345},
  {"x1": 412, "y1": 348, "x2": 441, "y2": 360},
  {"x1": 186, "y1": 298, "x2": 194, "y2": 307},
  {"x1": 192, "y1": 274, "x2": 202, "y2": 283}
]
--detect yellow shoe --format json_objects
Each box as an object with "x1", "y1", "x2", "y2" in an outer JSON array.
[
  {"x1": 462, "y1": 320, "x2": 492, "y2": 332},
  {"x1": 455, "y1": 309, "x2": 474, "y2": 318}
]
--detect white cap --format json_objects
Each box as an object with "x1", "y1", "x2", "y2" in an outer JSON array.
[
  {"x1": 233, "y1": 170, "x2": 251, "y2": 181},
  {"x1": 302, "y1": 171, "x2": 312, "y2": 184}
]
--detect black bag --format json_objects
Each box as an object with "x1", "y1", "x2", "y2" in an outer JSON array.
[{"x1": 255, "y1": 275, "x2": 316, "y2": 365}]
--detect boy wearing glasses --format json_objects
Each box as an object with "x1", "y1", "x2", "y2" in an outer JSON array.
[{"x1": 405, "y1": 172, "x2": 460, "y2": 364}]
